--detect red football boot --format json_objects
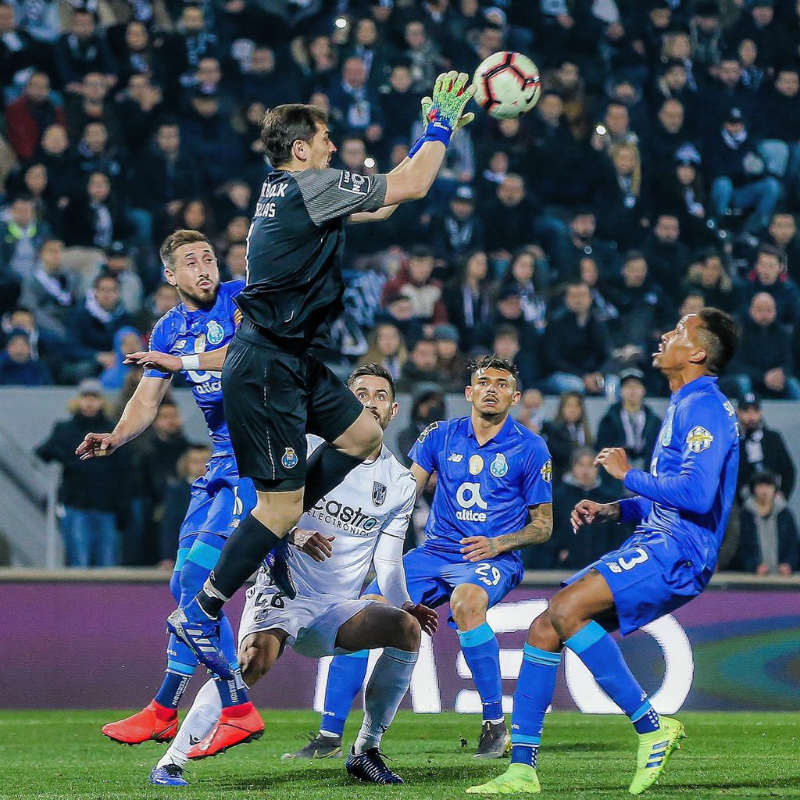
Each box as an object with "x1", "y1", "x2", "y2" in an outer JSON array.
[
  {"x1": 186, "y1": 703, "x2": 264, "y2": 759},
  {"x1": 102, "y1": 700, "x2": 178, "y2": 744}
]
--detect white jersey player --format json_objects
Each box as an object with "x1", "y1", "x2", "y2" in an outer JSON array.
[{"x1": 149, "y1": 364, "x2": 437, "y2": 788}]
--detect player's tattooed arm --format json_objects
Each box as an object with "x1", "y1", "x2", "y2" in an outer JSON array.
[{"x1": 460, "y1": 503, "x2": 553, "y2": 561}]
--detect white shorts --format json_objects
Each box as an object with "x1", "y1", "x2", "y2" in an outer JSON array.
[{"x1": 238, "y1": 583, "x2": 374, "y2": 658}]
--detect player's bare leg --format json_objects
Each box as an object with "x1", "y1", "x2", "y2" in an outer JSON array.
[{"x1": 451, "y1": 583, "x2": 508, "y2": 759}]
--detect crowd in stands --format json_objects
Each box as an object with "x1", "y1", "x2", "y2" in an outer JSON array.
[{"x1": 0, "y1": 0, "x2": 799, "y2": 571}]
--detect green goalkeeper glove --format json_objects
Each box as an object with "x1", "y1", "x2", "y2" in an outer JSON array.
[{"x1": 423, "y1": 71, "x2": 476, "y2": 145}]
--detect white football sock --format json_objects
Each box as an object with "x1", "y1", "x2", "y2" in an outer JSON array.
[
  {"x1": 353, "y1": 647, "x2": 417, "y2": 755},
  {"x1": 157, "y1": 679, "x2": 221, "y2": 769}
]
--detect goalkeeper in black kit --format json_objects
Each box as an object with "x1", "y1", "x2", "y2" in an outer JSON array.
[{"x1": 167, "y1": 73, "x2": 477, "y2": 678}]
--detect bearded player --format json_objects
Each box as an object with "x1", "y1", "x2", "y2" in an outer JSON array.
[
  {"x1": 149, "y1": 364, "x2": 437, "y2": 787},
  {"x1": 300, "y1": 355, "x2": 554, "y2": 760},
  {"x1": 77, "y1": 231, "x2": 263, "y2": 753},
  {"x1": 470, "y1": 308, "x2": 739, "y2": 796}
]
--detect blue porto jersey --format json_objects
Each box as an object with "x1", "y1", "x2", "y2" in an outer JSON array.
[
  {"x1": 409, "y1": 414, "x2": 553, "y2": 558},
  {"x1": 620, "y1": 375, "x2": 739, "y2": 582},
  {"x1": 144, "y1": 280, "x2": 244, "y2": 455}
]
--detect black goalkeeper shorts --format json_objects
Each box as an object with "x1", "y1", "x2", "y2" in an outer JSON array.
[{"x1": 222, "y1": 326, "x2": 363, "y2": 491}]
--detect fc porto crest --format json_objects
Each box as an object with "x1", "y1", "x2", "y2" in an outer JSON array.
[
  {"x1": 372, "y1": 481, "x2": 387, "y2": 506},
  {"x1": 281, "y1": 447, "x2": 298, "y2": 469},
  {"x1": 207, "y1": 320, "x2": 225, "y2": 345},
  {"x1": 490, "y1": 453, "x2": 508, "y2": 477}
]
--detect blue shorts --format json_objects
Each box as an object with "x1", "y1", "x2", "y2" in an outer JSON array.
[
  {"x1": 563, "y1": 532, "x2": 707, "y2": 636},
  {"x1": 364, "y1": 545, "x2": 524, "y2": 626},
  {"x1": 177, "y1": 455, "x2": 257, "y2": 554}
]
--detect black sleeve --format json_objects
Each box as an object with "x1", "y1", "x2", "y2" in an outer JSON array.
[{"x1": 294, "y1": 168, "x2": 388, "y2": 225}]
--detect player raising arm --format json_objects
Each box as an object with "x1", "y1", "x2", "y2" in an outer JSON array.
[
  {"x1": 306, "y1": 356, "x2": 553, "y2": 760},
  {"x1": 470, "y1": 308, "x2": 739, "y2": 796},
  {"x1": 76, "y1": 231, "x2": 264, "y2": 754},
  {"x1": 168, "y1": 73, "x2": 477, "y2": 681},
  {"x1": 149, "y1": 364, "x2": 437, "y2": 787}
]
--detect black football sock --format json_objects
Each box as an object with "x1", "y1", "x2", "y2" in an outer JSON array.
[
  {"x1": 303, "y1": 443, "x2": 364, "y2": 511},
  {"x1": 197, "y1": 514, "x2": 281, "y2": 614}
]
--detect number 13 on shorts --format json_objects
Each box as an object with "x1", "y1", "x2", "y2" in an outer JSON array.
[{"x1": 474, "y1": 563, "x2": 502, "y2": 586}]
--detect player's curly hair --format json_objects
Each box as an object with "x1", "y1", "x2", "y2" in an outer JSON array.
[
  {"x1": 160, "y1": 229, "x2": 212, "y2": 269},
  {"x1": 697, "y1": 307, "x2": 739, "y2": 375},
  {"x1": 261, "y1": 104, "x2": 328, "y2": 167},
  {"x1": 347, "y1": 362, "x2": 397, "y2": 401},
  {"x1": 468, "y1": 354, "x2": 520, "y2": 386}
]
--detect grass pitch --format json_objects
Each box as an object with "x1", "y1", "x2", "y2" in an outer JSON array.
[{"x1": 1, "y1": 710, "x2": 798, "y2": 799}]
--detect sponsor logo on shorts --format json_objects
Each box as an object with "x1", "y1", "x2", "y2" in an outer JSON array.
[
  {"x1": 206, "y1": 320, "x2": 225, "y2": 345},
  {"x1": 686, "y1": 426, "x2": 713, "y2": 452},
  {"x1": 490, "y1": 453, "x2": 508, "y2": 478},
  {"x1": 372, "y1": 481, "x2": 387, "y2": 506},
  {"x1": 281, "y1": 447, "x2": 299, "y2": 469}
]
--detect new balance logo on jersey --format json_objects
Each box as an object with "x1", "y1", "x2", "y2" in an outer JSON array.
[
  {"x1": 448, "y1": 453, "x2": 463, "y2": 462},
  {"x1": 455, "y1": 482, "x2": 488, "y2": 522}
]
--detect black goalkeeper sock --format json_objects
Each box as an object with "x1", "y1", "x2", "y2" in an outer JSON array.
[
  {"x1": 303, "y1": 443, "x2": 365, "y2": 511},
  {"x1": 198, "y1": 514, "x2": 281, "y2": 612}
]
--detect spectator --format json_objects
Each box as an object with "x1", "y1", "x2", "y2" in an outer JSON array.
[
  {"x1": 728, "y1": 292, "x2": 800, "y2": 400},
  {"x1": 397, "y1": 382, "x2": 446, "y2": 470},
  {"x1": 706, "y1": 107, "x2": 781, "y2": 235},
  {"x1": 736, "y1": 393, "x2": 795, "y2": 501},
  {"x1": 74, "y1": 120, "x2": 123, "y2": 181},
  {"x1": 516, "y1": 388, "x2": 546, "y2": 434},
  {"x1": 135, "y1": 282, "x2": 178, "y2": 338},
  {"x1": 19, "y1": 237, "x2": 74, "y2": 337},
  {"x1": 36, "y1": 379, "x2": 126, "y2": 566},
  {"x1": 482, "y1": 173, "x2": 545, "y2": 262},
  {"x1": 0, "y1": 0, "x2": 44, "y2": 89},
  {"x1": 0, "y1": 195, "x2": 52, "y2": 283},
  {"x1": 766, "y1": 212, "x2": 800, "y2": 284},
  {"x1": 553, "y1": 207, "x2": 618, "y2": 281},
  {"x1": 327, "y1": 56, "x2": 384, "y2": 144},
  {"x1": 698, "y1": 54, "x2": 757, "y2": 128},
  {"x1": 490, "y1": 285, "x2": 539, "y2": 358},
  {"x1": 378, "y1": 61, "x2": 420, "y2": 139},
  {"x1": 492, "y1": 324, "x2": 538, "y2": 392},
  {"x1": 428, "y1": 183, "x2": 486, "y2": 263},
  {"x1": 398, "y1": 337, "x2": 441, "y2": 393},
  {"x1": 432, "y1": 323, "x2": 466, "y2": 392},
  {"x1": 241, "y1": 46, "x2": 295, "y2": 107},
  {"x1": 61, "y1": 171, "x2": 129, "y2": 249},
  {"x1": 0, "y1": 327, "x2": 51, "y2": 385},
  {"x1": 381, "y1": 245, "x2": 447, "y2": 331},
  {"x1": 595, "y1": 141, "x2": 649, "y2": 250},
  {"x1": 607, "y1": 251, "x2": 671, "y2": 370},
  {"x1": 358, "y1": 322, "x2": 408, "y2": 382},
  {"x1": 641, "y1": 213, "x2": 690, "y2": 302},
  {"x1": 542, "y1": 391, "x2": 594, "y2": 480},
  {"x1": 758, "y1": 67, "x2": 800, "y2": 186},
  {"x1": 65, "y1": 71, "x2": 122, "y2": 146},
  {"x1": 542, "y1": 281, "x2": 613, "y2": 395},
  {"x1": 157, "y1": 443, "x2": 212, "y2": 568},
  {"x1": 648, "y1": 98, "x2": 690, "y2": 174},
  {"x1": 113, "y1": 73, "x2": 164, "y2": 158},
  {"x1": 741, "y1": 244, "x2": 800, "y2": 328},
  {"x1": 680, "y1": 248, "x2": 741, "y2": 314},
  {"x1": 91, "y1": 241, "x2": 143, "y2": 314},
  {"x1": 735, "y1": 472, "x2": 798, "y2": 576},
  {"x1": 579, "y1": 255, "x2": 618, "y2": 325},
  {"x1": 99, "y1": 326, "x2": 142, "y2": 390},
  {"x1": 441, "y1": 249, "x2": 494, "y2": 351},
  {"x1": 403, "y1": 18, "x2": 444, "y2": 93},
  {"x1": 53, "y1": 8, "x2": 116, "y2": 90},
  {"x1": 37, "y1": 124, "x2": 80, "y2": 203},
  {"x1": 540, "y1": 448, "x2": 619, "y2": 570},
  {"x1": 114, "y1": 20, "x2": 166, "y2": 90},
  {"x1": 654, "y1": 145, "x2": 709, "y2": 247},
  {"x1": 72, "y1": 273, "x2": 133, "y2": 370},
  {"x1": 221, "y1": 242, "x2": 247, "y2": 282},
  {"x1": 596, "y1": 368, "x2": 661, "y2": 471},
  {"x1": 499, "y1": 248, "x2": 547, "y2": 332},
  {"x1": 5, "y1": 71, "x2": 65, "y2": 161},
  {"x1": 162, "y1": 4, "x2": 220, "y2": 87}
]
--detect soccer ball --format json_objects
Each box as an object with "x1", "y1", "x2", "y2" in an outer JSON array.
[{"x1": 472, "y1": 52, "x2": 541, "y2": 119}]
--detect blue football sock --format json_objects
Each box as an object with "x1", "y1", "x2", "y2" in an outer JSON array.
[
  {"x1": 510, "y1": 643, "x2": 561, "y2": 766},
  {"x1": 154, "y1": 633, "x2": 196, "y2": 709},
  {"x1": 320, "y1": 651, "x2": 369, "y2": 736},
  {"x1": 565, "y1": 621, "x2": 659, "y2": 733},
  {"x1": 458, "y1": 623, "x2": 503, "y2": 722},
  {"x1": 214, "y1": 603, "x2": 251, "y2": 708}
]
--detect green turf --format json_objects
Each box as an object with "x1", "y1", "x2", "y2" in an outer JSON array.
[{"x1": 1, "y1": 710, "x2": 799, "y2": 799}]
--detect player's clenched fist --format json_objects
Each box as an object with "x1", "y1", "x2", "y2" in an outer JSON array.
[
  {"x1": 402, "y1": 601, "x2": 438, "y2": 636},
  {"x1": 75, "y1": 431, "x2": 121, "y2": 460}
]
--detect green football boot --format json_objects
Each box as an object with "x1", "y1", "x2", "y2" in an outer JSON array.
[
  {"x1": 629, "y1": 716, "x2": 686, "y2": 795},
  {"x1": 466, "y1": 763, "x2": 541, "y2": 794}
]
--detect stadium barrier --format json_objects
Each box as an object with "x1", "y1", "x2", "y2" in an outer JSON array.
[{"x1": 2, "y1": 571, "x2": 798, "y2": 712}]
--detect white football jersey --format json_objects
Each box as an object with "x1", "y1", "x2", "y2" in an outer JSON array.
[{"x1": 256, "y1": 436, "x2": 416, "y2": 601}]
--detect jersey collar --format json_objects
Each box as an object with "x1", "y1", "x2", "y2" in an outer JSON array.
[
  {"x1": 465, "y1": 413, "x2": 517, "y2": 446},
  {"x1": 671, "y1": 374, "x2": 717, "y2": 404}
]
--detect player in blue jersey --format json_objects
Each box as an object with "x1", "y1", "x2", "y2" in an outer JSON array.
[
  {"x1": 300, "y1": 355, "x2": 553, "y2": 760},
  {"x1": 469, "y1": 308, "x2": 740, "y2": 796},
  {"x1": 75, "y1": 230, "x2": 265, "y2": 765}
]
